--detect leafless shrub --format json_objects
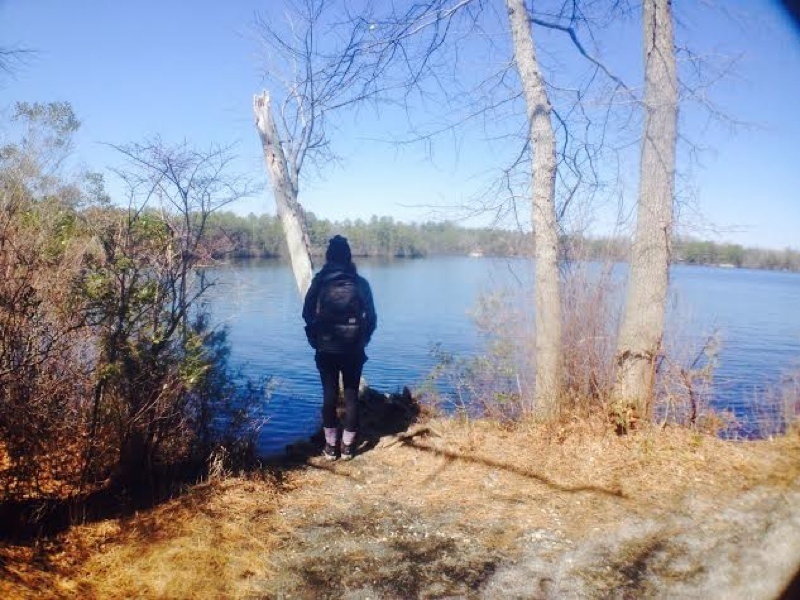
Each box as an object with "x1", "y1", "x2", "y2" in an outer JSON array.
[
  {"x1": 422, "y1": 256, "x2": 620, "y2": 425},
  {"x1": 752, "y1": 367, "x2": 800, "y2": 439},
  {"x1": 419, "y1": 335, "x2": 528, "y2": 426},
  {"x1": 653, "y1": 333, "x2": 740, "y2": 436},
  {"x1": 560, "y1": 261, "x2": 620, "y2": 414}
]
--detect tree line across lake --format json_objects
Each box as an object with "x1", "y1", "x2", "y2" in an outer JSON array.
[{"x1": 204, "y1": 210, "x2": 800, "y2": 272}]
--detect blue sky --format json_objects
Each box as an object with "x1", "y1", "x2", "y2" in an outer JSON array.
[{"x1": 1, "y1": 0, "x2": 798, "y2": 250}]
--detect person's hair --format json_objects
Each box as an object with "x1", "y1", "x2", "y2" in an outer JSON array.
[{"x1": 325, "y1": 234, "x2": 353, "y2": 266}]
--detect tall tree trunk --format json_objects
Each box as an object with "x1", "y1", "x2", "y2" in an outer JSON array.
[
  {"x1": 613, "y1": 0, "x2": 678, "y2": 421},
  {"x1": 254, "y1": 92, "x2": 314, "y2": 297},
  {"x1": 506, "y1": 0, "x2": 563, "y2": 418}
]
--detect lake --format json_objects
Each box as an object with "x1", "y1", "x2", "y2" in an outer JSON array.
[{"x1": 203, "y1": 257, "x2": 800, "y2": 454}]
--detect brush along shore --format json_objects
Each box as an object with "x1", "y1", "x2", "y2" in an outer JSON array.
[{"x1": 2, "y1": 404, "x2": 799, "y2": 599}]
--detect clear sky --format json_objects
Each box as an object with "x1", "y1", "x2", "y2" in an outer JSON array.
[{"x1": 1, "y1": 0, "x2": 798, "y2": 250}]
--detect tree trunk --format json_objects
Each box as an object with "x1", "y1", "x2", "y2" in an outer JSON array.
[
  {"x1": 253, "y1": 92, "x2": 314, "y2": 297},
  {"x1": 506, "y1": 0, "x2": 563, "y2": 418},
  {"x1": 613, "y1": 0, "x2": 678, "y2": 421}
]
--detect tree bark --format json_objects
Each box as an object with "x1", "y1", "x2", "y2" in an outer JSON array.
[
  {"x1": 613, "y1": 0, "x2": 678, "y2": 420},
  {"x1": 506, "y1": 0, "x2": 563, "y2": 418},
  {"x1": 254, "y1": 92, "x2": 314, "y2": 297}
]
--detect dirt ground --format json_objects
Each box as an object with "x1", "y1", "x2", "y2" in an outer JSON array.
[{"x1": 2, "y1": 413, "x2": 800, "y2": 599}]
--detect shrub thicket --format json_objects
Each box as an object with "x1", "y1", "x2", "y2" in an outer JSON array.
[{"x1": 0, "y1": 104, "x2": 258, "y2": 515}]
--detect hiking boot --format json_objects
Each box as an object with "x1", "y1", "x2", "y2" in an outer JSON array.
[
  {"x1": 340, "y1": 443, "x2": 355, "y2": 461},
  {"x1": 323, "y1": 443, "x2": 338, "y2": 461}
]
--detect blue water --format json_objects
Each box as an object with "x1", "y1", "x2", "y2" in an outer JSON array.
[
  {"x1": 665, "y1": 265, "x2": 800, "y2": 429},
  {"x1": 203, "y1": 258, "x2": 800, "y2": 453}
]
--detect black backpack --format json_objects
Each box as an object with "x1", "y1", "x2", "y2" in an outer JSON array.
[{"x1": 316, "y1": 272, "x2": 364, "y2": 346}]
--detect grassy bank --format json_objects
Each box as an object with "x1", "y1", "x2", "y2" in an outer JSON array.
[{"x1": 3, "y1": 411, "x2": 799, "y2": 599}]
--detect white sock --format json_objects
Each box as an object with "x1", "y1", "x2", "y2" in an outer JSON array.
[
  {"x1": 324, "y1": 427, "x2": 338, "y2": 446},
  {"x1": 342, "y1": 430, "x2": 356, "y2": 446}
]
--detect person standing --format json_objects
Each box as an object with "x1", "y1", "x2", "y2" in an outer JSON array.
[{"x1": 303, "y1": 235, "x2": 377, "y2": 460}]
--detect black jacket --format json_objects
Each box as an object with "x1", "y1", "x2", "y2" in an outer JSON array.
[{"x1": 302, "y1": 262, "x2": 377, "y2": 354}]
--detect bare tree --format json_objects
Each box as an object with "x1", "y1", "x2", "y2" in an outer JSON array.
[
  {"x1": 0, "y1": 46, "x2": 33, "y2": 77},
  {"x1": 505, "y1": 0, "x2": 562, "y2": 416},
  {"x1": 253, "y1": 0, "x2": 395, "y2": 296},
  {"x1": 82, "y1": 140, "x2": 255, "y2": 485},
  {"x1": 112, "y1": 139, "x2": 254, "y2": 333},
  {"x1": 366, "y1": 0, "x2": 637, "y2": 416},
  {"x1": 254, "y1": 93, "x2": 315, "y2": 296},
  {"x1": 253, "y1": 0, "x2": 495, "y2": 296},
  {"x1": 252, "y1": 0, "x2": 647, "y2": 418},
  {"x1": 612, "y1": 0, "x2": 678, "y2": 423}
]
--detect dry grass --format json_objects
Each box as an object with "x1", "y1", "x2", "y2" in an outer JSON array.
[
  {"x1": 370, "y1": 417, "x2": 800, "y2": 527},
  {"x1": 2, "y1": 416, "x2": 799, "y2": 598},
  {"x1": 1, "y1": 474, "x2": 286, "y2": 599}
]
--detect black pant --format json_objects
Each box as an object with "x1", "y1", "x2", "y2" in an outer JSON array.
[{"x1": 316, "y1": 352, "x2": 364, "y2": 432}]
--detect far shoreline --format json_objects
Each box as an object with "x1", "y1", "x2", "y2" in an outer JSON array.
[{"x1": 206, "y1": 253, "x2": 800, "y2": 275}]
